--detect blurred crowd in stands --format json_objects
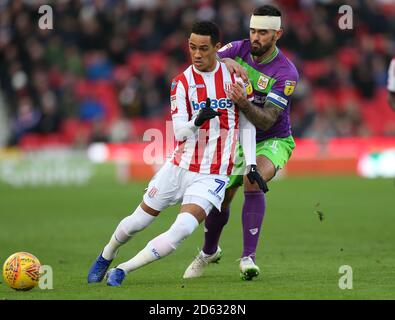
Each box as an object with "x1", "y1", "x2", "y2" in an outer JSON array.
[{"x1": 0, "y1": 0, "x2": 395, "y2": 148}]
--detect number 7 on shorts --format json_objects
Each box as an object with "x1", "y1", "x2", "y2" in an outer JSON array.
[{"x1": 214, "y1": 179, "x2": 226, "y2": 194}]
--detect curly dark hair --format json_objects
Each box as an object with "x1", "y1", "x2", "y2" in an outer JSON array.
[{"x1": 190, "y1": 21, "x2": 220, "y2": 45}]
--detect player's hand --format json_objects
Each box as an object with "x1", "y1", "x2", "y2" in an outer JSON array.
[
  {"x1": 194, "y1": 98, "x2": 222, "y2": 126},
  {"x1": 223, "y1": 58, "x2": 248, "y2": 81},
  {"x1": 246, "y1": 164, "x2": 269, "y2": 193},
  {"x1": 228, "y1": 82, "x2": 249, "y2": 111}
]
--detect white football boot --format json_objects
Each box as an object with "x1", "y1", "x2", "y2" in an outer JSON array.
[
  {"x1": 183, "y1": 247, "x2": 222, "y2": 279},
  {"x1": 239, "y1": 256, "x2": 260, "y2": 281}
]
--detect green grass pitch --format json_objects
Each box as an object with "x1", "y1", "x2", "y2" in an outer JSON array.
[{"x1": 1, "y1": 164, "x2": 394, "y2": 300}]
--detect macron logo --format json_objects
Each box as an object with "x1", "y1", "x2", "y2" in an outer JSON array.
[
  {"x1": 151, "y1": 248, "x2": 161, "y2": 259},
  {"x1": 249, "y1": 228, "x2": 259, "y2": 235}
]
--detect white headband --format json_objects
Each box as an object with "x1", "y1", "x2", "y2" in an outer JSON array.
[{"x1": 250, "y1": 15, "x2": 281, "y2": 31}]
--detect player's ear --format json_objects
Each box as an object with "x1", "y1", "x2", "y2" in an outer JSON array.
[
  {"x1": 275, "y1": 29, "x2": 283, "y2": 41},
  {"x1": 214, "y1": 42, "x2": 222, "y2": 51}
]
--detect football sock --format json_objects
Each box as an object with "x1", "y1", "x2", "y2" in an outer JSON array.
[
  {"x1": 241, "y1": 191, "x2": 265, "y2": 261},
  {"x1": 117, "y1": 212, "x2": 199, "y2": 273},
  {"x1": 202, "y1": 207, "x2": 230, "y2": 255},
  {"x1": 102, "y1": 205, "x2": 156, "y2": 260}
]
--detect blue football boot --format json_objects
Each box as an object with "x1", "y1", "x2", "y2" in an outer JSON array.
[
  {"x1": 87, "y1": 254, "x2": 112, "y2": 283},
  {"x1": 106, "y1": 268, "x2": 126, "y2": 286}
]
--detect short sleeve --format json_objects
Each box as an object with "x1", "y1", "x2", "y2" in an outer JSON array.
[
  {"x1": 217, "y1": 41, "x2": 243, "y2": 60},
  {"x1": 266, "y1": 68, "x2": 299, "y2": 110}
]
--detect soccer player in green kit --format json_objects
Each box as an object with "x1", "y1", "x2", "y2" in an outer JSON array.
[{"x1": 184, "y1": 5, "x2": 299, "y2": 280}]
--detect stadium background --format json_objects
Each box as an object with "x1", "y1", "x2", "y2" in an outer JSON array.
[{"x1": 0, "y1": 0, "x2": 394, "y2": 300}]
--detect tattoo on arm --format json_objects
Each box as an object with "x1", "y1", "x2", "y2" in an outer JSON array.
[{"x1": 238, "y1": 100, "x2": 283, "y2": 131}]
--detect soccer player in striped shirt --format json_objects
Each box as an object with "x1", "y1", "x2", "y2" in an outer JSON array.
[
  {"x1": 184, "y1": 5, "x2": 299, "y2": 281},
  {"x1": 87, "y1": 21, "x2": 265, "y2": 286},
  {"x1": 388, "y1": 57, "x2": 395, "y2": 111}
]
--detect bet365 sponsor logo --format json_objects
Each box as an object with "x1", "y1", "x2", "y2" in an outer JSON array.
[{"x1": 192, "y1": 98, "x2": 233, "y2": 111}]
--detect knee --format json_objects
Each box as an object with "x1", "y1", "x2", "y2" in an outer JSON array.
[
  {"x1": 162, "y1": 223, "x2": 192, "y2": 251},
  {"x1": 169, "y1": 219, "x2": 196, "y2": 241},
  {"x1": 168, "y1": 213, "x2": 199, "y2": 245},
  {"x1": 147, "y1": 215, "x2": 199, "y2": 257},
  {"x1": 120, "y1": 215, "x2": 145, "y2": 234},
  {"x1": 211, "y1": 206, "x2": 230, "y2": 225},
  {"x1": 221, "y1": 200, "x2": 231, "y2": 211},
  {"x1": 221, "y1": 187, "x2": 238, "y2": 210}
]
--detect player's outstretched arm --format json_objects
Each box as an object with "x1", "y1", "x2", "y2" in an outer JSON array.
[
  {"x1": 229, "y1": 82, "x2": 282, "y2": 131},
  {"x1": 220, "y1": 57, "x2": 248, "y2": 82},
  {"x1": 239, "y1": 112, "x2": 268, "y2": 192},
  {"x1": 239, "y1": 111, "x2": 256, "y2": 167},
  {"x1": 240, "y1": 100, "x2": 282, "y2": 131},
  {"x1": 172, "y1": 117, "x2": 199, "y2": 142}
]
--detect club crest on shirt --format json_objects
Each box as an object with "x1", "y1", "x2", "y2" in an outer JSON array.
[
  {"x1": 148, "y1": 187, "x2": 158, "y2": 198},
  {"x1": 284, "y1": 80, "x2": 296, "y2": 96},
  {"x1": 257, "y1": 75, "x2": 270, "y2": 90}
]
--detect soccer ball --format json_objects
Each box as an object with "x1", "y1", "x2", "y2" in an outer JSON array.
[{"x1": 2, "y1": 252, "x2": 41, "y2": 291}]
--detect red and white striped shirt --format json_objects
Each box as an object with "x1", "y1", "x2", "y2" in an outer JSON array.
[
  {"x1": 388, "y1": 58, "x2": 395, "y2": 92},
  {"x1": 169, "y1": 61, "x2": 256, "y2": 175}
]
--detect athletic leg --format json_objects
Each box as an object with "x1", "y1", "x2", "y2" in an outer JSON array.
[
  {"x1": 238, "y1": 154, "x2": 275, "y2": 280},
  {"x1": 88, "y1": 161, "x2": 179, "y2": 283},
  {"x1": 201, "y1": 144, "x2": 245, "y2": 255},
  {"x1": 202, "y1": 185, "x2": 239, "y2": 255},
  {"x1": 102, "y1": 202, "x2": 159, "y2": 260},
  {"x1": 87, "y1": 201, "x2": 160, "y2": 283},
  {"x1": 107, "y1": 203, "x2": 208, "y2": 286},
  {"x1": 241, "y1": 155, "x2": 275, "y2": 260}
]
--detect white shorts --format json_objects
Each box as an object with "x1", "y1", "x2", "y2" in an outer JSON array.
[{"x1": 143, "y1": 161, "x2": 229, "y2": 215}]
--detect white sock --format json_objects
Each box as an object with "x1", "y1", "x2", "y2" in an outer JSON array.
[
  {"x1": 102, "y1": 206, "x2": 156, "y2": 260},
  {"x1": 117, "y1": 212, "x2": 199, "y2": 273}
]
